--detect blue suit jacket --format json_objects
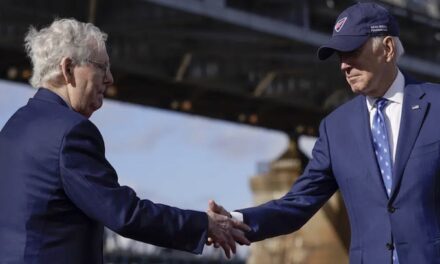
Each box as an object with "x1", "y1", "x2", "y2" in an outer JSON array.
[
  {"x1": 240, "y1": 76, "x2": 440, "y2": 263},
  {"x1": 0, "y1": 88, "x2": 207, "y2": 263}
]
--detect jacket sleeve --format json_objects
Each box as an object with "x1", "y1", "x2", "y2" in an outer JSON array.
[
  {"x1": 59, "y1": 119, "x2": 207, "y2": 254},
  {"x1": 238, "y1": 118, "x2": 338, "y2": 242}
]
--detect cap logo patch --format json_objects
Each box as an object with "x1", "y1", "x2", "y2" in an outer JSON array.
[{"x1": 334, "y1": 17, "x2": 347, "y2": 32}]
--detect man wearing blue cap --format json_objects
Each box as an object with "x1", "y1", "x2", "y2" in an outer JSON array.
[{"x1": 209, "y1": 2, "x2": 440, "y2": 263}]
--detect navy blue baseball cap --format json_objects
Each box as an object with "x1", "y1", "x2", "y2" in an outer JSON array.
[{"x1": 318, "y1": 2, "x2": 400, "y2": 60}]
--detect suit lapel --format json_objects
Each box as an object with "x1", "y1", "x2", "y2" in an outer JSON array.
[
  {"x1": 350, "y1": 96, "x2": 389, "y2": 199},
  {"x1": 390, "y1": 82, "x2": 428, "y2": 199}
]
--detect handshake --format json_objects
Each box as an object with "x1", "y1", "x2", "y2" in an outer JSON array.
[{"x1": 206, "y1": 200, "x2": 251, "y2": 258}]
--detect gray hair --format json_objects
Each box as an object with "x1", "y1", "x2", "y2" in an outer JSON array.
[
  {"x1": 371, "y1": 36, "x2": 405, "y2": 61},
  {"x1": 24, "y1": 18, "x2": 108, "y2": 88}
]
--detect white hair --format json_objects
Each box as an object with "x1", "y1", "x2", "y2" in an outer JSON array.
[
  {"x1": 371, "y1": 36, "x2": 405, "y2": 61},
  {"x1": 24, "y1": 18, "x2": 108, "y2": 88}
]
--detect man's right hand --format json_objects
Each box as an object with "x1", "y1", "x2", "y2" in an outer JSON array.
[{"x1": 206, "y1": 200, "x2": 251, "y2": 258}]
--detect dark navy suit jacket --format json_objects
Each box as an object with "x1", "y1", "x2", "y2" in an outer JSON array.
[
  {"x1": 0, "y1": 88, "x2": 207, "y2": 263},
  {"x1": 240, "y1": 76, "x2": 440, "y2": 263}
]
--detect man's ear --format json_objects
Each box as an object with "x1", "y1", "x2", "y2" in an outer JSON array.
[
  {"x1": 60, "y1": 57, "x2": 75, "y2": 85},
  {"x1": 383, "y1": 36, "x2": 395, "y2": 63}
]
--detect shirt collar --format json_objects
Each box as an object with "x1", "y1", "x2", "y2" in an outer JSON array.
[{"x1": 366, "y1": 70, "x2": 404, "y2": 112}]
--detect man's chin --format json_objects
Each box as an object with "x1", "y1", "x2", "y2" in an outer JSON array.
[
  {"x1": 83, "y1": 104, "x2": 102, "y2": 118},
  {"x1": 349, "y1": 86, "x2": 363, "y2": 95},
  {"x1": 94, "y1": 100, "x2": 103, "y2": 110}
]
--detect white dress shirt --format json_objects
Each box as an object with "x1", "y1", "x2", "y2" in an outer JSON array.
[{"x1": 366, "y1": 70, "x2": 404, "y2": 163}]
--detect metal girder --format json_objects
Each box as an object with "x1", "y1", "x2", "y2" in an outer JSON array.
[
  {"x1": 112, "y1": 72, "x2": 324, "y2": 136},
  {"x1": 144, "y1": 0, "x2": 328, "y2": 47},
  {"x1": 144, "y1": 0, "x2": 440, "y2": 78},
  {"x1": 88, "y1": 0, "x2": 98, "y2": 23},
  {"x1": 399, "y1": 56, "x2": 440, "y2": 78}
]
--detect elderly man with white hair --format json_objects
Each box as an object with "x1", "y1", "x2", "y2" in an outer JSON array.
[{"x1": 0, "y1": 18, "x2": 250, "y2": 263}]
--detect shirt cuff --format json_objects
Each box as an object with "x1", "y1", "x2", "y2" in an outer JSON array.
[{"x1": 230, "y1": 211, "x2": 243, "y2": 222}]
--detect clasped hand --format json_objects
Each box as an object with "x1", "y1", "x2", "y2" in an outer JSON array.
[{"x1": 206, "y1": 200, "x2": 251, "y2": 258}]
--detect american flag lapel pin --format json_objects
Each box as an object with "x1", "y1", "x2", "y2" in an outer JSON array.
[{"x1": 411, "y1": 105, "x2": 420, "y2": 110}]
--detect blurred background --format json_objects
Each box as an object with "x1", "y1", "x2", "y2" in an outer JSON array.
[{"x1": 1, "y1": 0, "x2": 440, "y2": 263}]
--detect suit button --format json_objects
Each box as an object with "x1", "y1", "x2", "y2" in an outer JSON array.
[
  {"x1": 386, "y1": 243, "x2": 394, "y2": 250},
  {"x1": 388, "y1": 205, "x2": 396, "y2": 213}
]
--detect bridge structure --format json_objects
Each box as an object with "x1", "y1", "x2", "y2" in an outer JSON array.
[{"x1": 1, "y1": 0, "x2": 439, "y2": 137}]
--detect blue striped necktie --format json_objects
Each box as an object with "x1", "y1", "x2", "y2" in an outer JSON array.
[{"x1": 371, "y1": 97, "x2": 399, "y2": 264}]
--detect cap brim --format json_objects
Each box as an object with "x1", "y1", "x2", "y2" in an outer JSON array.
[{"x1": 317, "y1": 35, "x2": 370, "y2": 60}]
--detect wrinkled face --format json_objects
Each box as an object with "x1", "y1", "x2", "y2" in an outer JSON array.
[
  {"x1": 68, "y1": 48, "x2": 113, "y2": 118},
  {"x1": 338, "y1": 38, "x2": 390, "y2": 97}
]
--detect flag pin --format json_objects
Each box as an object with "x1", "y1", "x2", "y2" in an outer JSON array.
[{"x1": 411, "y1": 105, "x2": 420, "y2": 110}]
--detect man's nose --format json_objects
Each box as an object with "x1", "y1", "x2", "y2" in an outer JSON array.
[
  {"x1": 340, "y1": 61, "x2": 350, "y2": 72},
  {"x1": 105, "y1": 70, "x2": 114, "y2": 85},
  {"x1": 339, "y1": 56, "x2": 352, "y2": 73}
]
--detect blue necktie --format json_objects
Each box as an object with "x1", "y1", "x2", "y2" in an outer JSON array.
[{"x1": 371, "y1": 98, "x2": 399, "y2": 264}]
